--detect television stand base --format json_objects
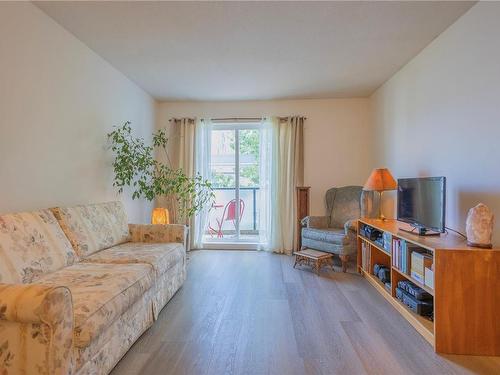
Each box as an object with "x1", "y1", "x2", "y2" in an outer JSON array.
[{"x1": 399, "y1": 227, "x2": 441, "y2": 236}]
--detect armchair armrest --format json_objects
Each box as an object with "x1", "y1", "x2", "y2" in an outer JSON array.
[
  {"x1": 301, "y1": 216, "x2": 329, "y2": 229},
  {"x1": 344, "y1": 219, "x2": 358, "y2": 233},
  {"x1": 129, "y1": 224, "x2": 189, "y2": 247},
  {"x1": 0, "y1": 283, "x2": 74, "y2": 375}
]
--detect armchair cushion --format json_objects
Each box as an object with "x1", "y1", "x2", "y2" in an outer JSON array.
[
  {"x1": 51, "y1": 201, "x2": 130, "y2": 258},
  {"x1": 83, "y1": 242, "x2": 184, "y2": 277},
  {"x1": 38, "y1": 262, "x2": 154, "y2": 348},
  {"x1": 302, "y1": 227, "x2": 349, "y2": 245}
]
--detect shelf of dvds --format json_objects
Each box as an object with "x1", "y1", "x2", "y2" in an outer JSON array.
[{"x1": 357, "y1": 218, "x2": 500, "y2": 356}]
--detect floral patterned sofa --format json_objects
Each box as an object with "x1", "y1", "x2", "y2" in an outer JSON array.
[{"x1": 0, "y1": 201, "x2": 187, "y2": 375}]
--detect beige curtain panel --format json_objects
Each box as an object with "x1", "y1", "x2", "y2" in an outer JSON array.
[
  {"x1": 163, "y1": 118, "x2": 196, "y2": 227},
  {"x1": 275, "y1": 116, "x2": 305, "y2": 254},
  {"x1": 178, "y1": 118, "x2": 196, "y2": 179}
]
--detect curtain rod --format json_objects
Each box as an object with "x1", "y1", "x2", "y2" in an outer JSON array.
[
  {"x1": 210, "y1": 117, "x2": 262, "y2": 123},
  {"x1": 169, "y1": 117, "x2": 196, "y2": 122},
  {"x1": 169, "y1": 116, "x2": 306, "y2": 122}
]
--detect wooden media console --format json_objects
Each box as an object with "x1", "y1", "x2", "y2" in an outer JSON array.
[{"x1": 357, "y1": 218, "x2": 500, "y2": 355}]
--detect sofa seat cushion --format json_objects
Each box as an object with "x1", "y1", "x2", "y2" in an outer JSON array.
[
  {"x1": 83, "y1": 242, "x2": 185, "y2": 276},
  {"x1": 302, "y1": 227, "x2": 348, "y2": 245},
  {"x1": 51, "y1": 201, "x2": 130, "y2": 258},
  {"x1": 38, "y1": 262, "x2": 154, "y2": 348}
]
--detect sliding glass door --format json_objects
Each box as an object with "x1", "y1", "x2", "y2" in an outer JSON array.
[{"x1": 203, "y1": 123, "x2": 260, "y2": 247}]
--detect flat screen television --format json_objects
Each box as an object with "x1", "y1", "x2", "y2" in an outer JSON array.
[{"x1": 397, "y1": 177, "x2": 446, "y2": 234}]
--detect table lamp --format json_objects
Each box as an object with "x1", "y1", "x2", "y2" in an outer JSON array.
[
  {"x1": 363, "y1": 168, "x2": 397, "y2": 220},
  {"x1": 151, "y1": 207, "x2": 170, "y2": 224}
]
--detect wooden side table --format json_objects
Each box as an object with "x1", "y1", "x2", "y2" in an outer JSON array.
[{"x1": 293, "y1": 248, "x2": 334, "y2": 275}]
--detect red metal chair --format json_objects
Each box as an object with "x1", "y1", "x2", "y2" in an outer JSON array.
[
  {"x1": 207, "y1": 203, "x2": 224, "y2": 238},
  {"x1": 215, "y1": 199, "x2": 245, "y2": 238}
]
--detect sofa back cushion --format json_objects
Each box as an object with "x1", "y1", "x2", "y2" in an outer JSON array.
[
  {"x1": 0, "y1": 209, "x2": 78, "y2": 284},
  {"x1": 51, "y1": 201, "x2": 130, "y2": 258}
]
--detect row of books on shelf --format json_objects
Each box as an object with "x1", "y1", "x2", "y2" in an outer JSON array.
[{"x1": 392, "y1": 238, "x2": 411, "y2": 273}]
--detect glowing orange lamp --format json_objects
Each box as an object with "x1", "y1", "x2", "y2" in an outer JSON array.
[
  {"x1": 151, "y1": 208, "x2": 170, "y2": 224},
  {"x1": 363, "y1": 168, "x2": 397, "y2": 220}
]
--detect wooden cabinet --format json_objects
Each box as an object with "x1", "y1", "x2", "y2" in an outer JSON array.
[
  {"x1": 357, "y1": 218, "x2": 500, "y2": 355},
  {"x1": 296, "y1": 187, "x2": 310, "y2": 251}
]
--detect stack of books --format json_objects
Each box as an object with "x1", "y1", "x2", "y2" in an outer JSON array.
[
  {"x1": 361, "y1": 241, "x2": 371, "y2": 271},
  {"x1": 411, "y1": 251, "x2": 433, "y2": 284}
]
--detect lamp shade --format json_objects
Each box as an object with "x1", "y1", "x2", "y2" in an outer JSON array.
[
  {"x1": 151, "y1": 207, "x2": 170, "y2": 224},
  {"x1": 363, "y1": 168, "x2": 397, "y2": 192}
]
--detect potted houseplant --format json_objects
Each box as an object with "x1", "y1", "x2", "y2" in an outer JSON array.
[{"x1": 107, "y1": 121, "x2": 214, "y2": 224}]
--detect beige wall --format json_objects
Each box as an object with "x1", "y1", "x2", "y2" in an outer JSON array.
[
  {"x1": 370, "y1": 2, "x2": 500, "y2": 245},
  {"x1": 0, "y1": 3, "x2": 156, "y2": 222},
  {"x1": 4, "y1": 1, "x2": 498, "y2": 242},
  {"x1": 157, "y1": 99, "x2": 373, "y2": 215}
]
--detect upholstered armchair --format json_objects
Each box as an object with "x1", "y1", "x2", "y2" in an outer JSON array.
[{"x1": 301, "y1": 186, "x2": 373, "y2": 272}]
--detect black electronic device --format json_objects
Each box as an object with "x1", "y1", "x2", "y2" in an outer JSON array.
[
  {"x1": 397, "y1": 177, "x2": 446, "y2": 235},
  {"x1": 384, "y1": 282, "x2": 391, "y2": 292},
  {"x1": 396, "y1": 287, "x2": 433, "y2": 317},
  {"x1": 377, "y1": 267, "x2": 390, "y2": 284},
  {"x1": 365, "y1": 226, "x2": 383, "y2": 242},
  {"x1": 373, "y1": 264, "x2": 391, "y2": 284},
  {"x1": 397, "y1": 280, "x2": 432, "y2": 301},
  {"x1": 373, "y1": 263, "x2": 383, "y2": 275}
]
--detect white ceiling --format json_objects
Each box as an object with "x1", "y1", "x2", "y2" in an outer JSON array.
[{"x1": 37, "y1": 1, "x2": 475, "y2": 101}]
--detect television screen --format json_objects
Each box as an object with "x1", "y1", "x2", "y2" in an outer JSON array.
[{"x1": 397, "y1": 177, "x2": 446, "y2": 233}]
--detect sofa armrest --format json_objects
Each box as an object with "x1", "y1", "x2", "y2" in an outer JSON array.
[
  {"x1": 129, "y1": 224, "x2": 189, "y2": 247},
  {"x1": 0, "y1": 283, "x2": 74, "y2": 375},
  {"x1": 301, "y1": 216, "x2": 329, "y2": 229},
  {"x1": 344, "y1": 219, "x2": 358, "y2": 233}
]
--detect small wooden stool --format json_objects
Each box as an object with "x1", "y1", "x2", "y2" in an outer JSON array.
[{"x1": 293, "y1": 248, "x2": 334, "y2": 275}]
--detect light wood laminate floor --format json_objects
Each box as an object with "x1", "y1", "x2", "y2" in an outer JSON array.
[{"x1": 111, "y1": 250, "x2": 500, "y2": 375}]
